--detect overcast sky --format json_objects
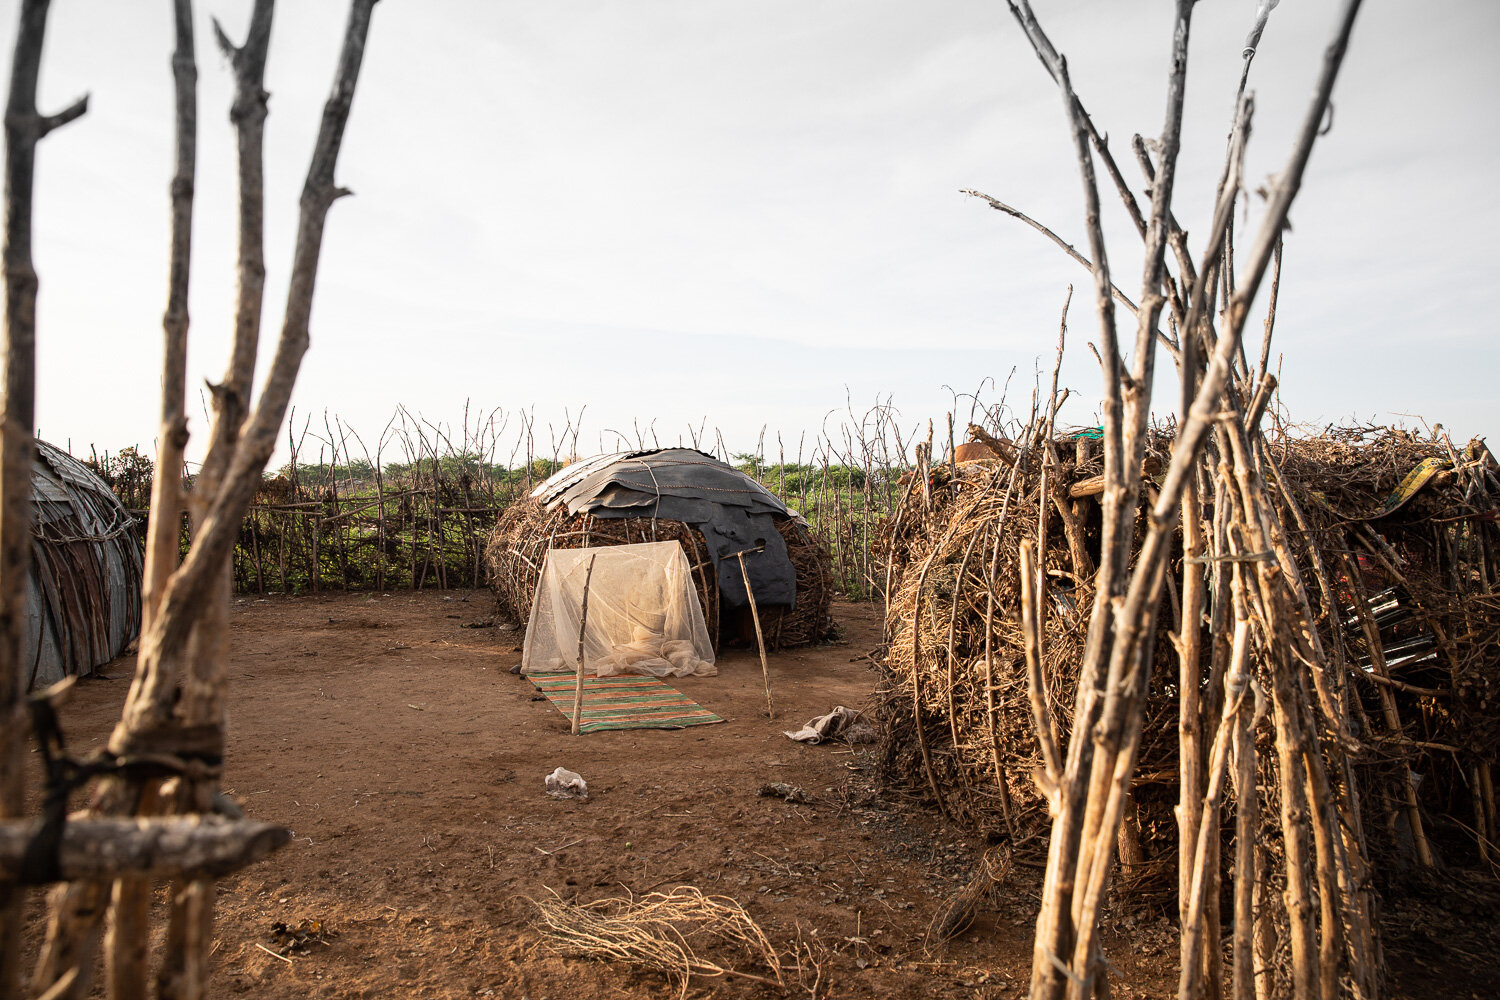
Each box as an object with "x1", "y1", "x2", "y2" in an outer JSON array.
[{"x1": 4, "y1": 0, "x2": 1496, "y2": 467}]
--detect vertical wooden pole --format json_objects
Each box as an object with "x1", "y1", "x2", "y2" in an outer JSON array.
[
  {"x1": 981, "y1": 530, "x2": 1016, "y2": 839},
  {"x1": 1473, "y1": 765, "x2": 1490, "y2": 863},
  {"x1": 1482, "y1": 764, "x2": 1497, "y2": 859},
  {"x1": 311, "y1": 512, "x2": 321, "y2": 592},
  {"x1": 571, "y1": 553, "x2": 597, "y2": 736},
  {"x1": 1231, "y1": 699, "x2": 1258, "y2": 1000},
  {"x1": 108, "y1": 3, "x2": 197, "y2": 993},
  {"x1": 737, "y1": 551, "x2": 773, "y2": 719},
  {"x1": 0, "y1": 1, "x2": 87, "y2": 992}
]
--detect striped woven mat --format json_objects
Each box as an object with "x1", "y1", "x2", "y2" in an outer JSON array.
[{"x1": 527, "y1": 673, "x2": 725, "y2": 733}]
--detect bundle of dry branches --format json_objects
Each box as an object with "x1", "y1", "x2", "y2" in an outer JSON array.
[
  {"x1": 927, "y1": 843, "x2": 1015, "y2": 948},
  {"x1": 881, "y1": 418, "x2": 1500, "y2": 916},
  {"x1": 873, "y1": 1, "x2": 1420, "y2": 996},
  {"x1": 531, "y1": 886, "x2": 784, "y2": 999},
  {"x1": 1, "y1": 1, "x2": 385, "y2": 996},
  {"x1": 877, "y1": 424, "x2": 1178, "y2": 890}
]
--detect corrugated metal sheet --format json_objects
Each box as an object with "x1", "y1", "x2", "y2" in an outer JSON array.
[
  {"x1": 530, "y1": 450, "x2": 632, "y2": 503},
  {"x1": 23, "y1": 440, "x2": 143, "y2": 690}
]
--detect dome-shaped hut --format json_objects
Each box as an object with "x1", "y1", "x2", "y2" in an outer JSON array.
[
  {"x1": 485, "y1": 448, "x2": 833, "y2": 650},
  {"x1": 24, "y1": 440, "x2": 143, "y2": 690}
]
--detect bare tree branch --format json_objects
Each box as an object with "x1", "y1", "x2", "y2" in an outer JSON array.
[
  {"x1": 118, "y1": 0, "x2": 382, "y2": 752},
  {"x1": 961, "y1": 189, "x2": 1139, "y2": 315},
  {"x1": 0, "y1": 0, "x2": 87, "y2": 991}
]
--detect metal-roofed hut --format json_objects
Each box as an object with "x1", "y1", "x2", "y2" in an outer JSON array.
[
  {"x1": 485, "y1": 448, "x2": 833, "y2": 650},
  {"x1": 24, "y1": 440, "x2": 143, "y2": 690}
]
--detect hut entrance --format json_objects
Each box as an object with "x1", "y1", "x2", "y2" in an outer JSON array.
[{"x1": 520, "y1": 541, "x2": 717, "y2": 677}]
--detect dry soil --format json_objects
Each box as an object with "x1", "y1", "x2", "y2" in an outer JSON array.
[{"x1": 16, "y1": 591, "x2": 1495, "y2": 999}]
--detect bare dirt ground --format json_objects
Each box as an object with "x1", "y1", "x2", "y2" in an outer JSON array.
[{"x1": 18, "y1": 592, "x2": 1496, "y2": 999}]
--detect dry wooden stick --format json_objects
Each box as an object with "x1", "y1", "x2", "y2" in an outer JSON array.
[
  {"x1": 1301, "y1": 739, "x2": 1347, "y2": 1000},
  {"x1": 1482, "y1": 766, "x2": 1498, "y2": 863},
  {"x1": 1019, "y1": 540, "x2": 1061, "y2": 800},
  {"x1": 1269, "y1": 645, "x2": 1318, "y2": 1000},
  {"x1": 0, "y1": 818, "x2": 291, "y2": 881},
  {"x1": 981, "y1": 529, "x2": 1017, "y2": 840},
  {"x1": 1178, "y1": 568, "x2": 1253, "y2": 999},
  {"x1": 571, "y1": 554, "x2": 597, "y2": 735},
  {"x1": 734, "y1": 550, "x2": 774, "y2": 719},
  {"x1": 961, "y1": 190, "x2": 1139, "y2": 317},
  {"x1": 101, "y1": 10, "x2": 198, "y2": 1000},
  {"x1": 140, "y1": 0, "x2": 197, "y2": 651},
  {"x1": 1230, "y1": 690, "x2": 1258, "y2": 1000},
  {"x1": 965, "y1": 424, "x2": 1018, "y2": 467},
  {"x1": 0, "y1": 1, "x2": 88, "y2": 991},
  {"x1": 1254, "y1": 237, "x2": 1283, "y2": 387},
  {"x1": 1175, "y1": 461, "x2": 1208, "y2": 958}
]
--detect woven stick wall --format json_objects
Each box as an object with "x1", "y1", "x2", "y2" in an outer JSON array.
[
  {"x1": 878, "y1": 425, "x2": 1500, "y2": 900},
  {"x1": 879, "y1": 431, "x2": 1180, "y2": 902}
]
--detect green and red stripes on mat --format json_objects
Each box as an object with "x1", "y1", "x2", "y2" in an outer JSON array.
[{"x1": 526, "y1": 673, "x2": 725, "y2": 733}]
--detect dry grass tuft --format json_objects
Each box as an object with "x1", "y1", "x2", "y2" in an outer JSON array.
[
  {"x1": 926, "y1": 844, "x2": 1014, "y2": 949},
  {"x1": 530, "y1": 885, "x2": 784, "y2": 998}
]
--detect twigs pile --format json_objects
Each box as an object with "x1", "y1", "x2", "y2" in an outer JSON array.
[
  {"x1": 878, "y1": 425, "x2": 1178, "y2": 883},
  {"x1": 485, "y1": 496, "x2": 833, "y2": 650},
  {"x1": 1272, "y1": 429, "x2": 1500, "y2": 867},
  {"x1": 879, "y1": 416, "x2": 1500, "y2": 996},
  {"x1": 530, "y1": 886, "x2": 784, "y2": 999},
  {"x1": 886, "y1": 0, "x2": 1403, "y2": 995},
  {"x1": 927, "y1": 844, "x2": 1015, "y2": 948}
]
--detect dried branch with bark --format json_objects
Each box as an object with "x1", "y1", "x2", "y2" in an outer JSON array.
[
  {"x1": 973, "y1": 3, "x2": 1372, "y2": 998},
  {"x1": 1, "y1": 2, "x2": 384, "y2": 998},
  {"x1": 0, "y1": 1, "x2": 88, "y2": 993}
]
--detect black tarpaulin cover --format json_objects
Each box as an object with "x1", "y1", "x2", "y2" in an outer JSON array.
[{"x1": 531, "y1": 449, "x2": 797, "y2": 608}]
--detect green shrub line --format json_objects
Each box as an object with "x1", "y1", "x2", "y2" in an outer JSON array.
[{"x1": 83, "y1": 448, "x2": 904, "y2": 601}]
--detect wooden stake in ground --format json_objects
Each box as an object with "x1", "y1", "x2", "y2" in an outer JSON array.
[
  {"x1": 27, "y1": 3, "x2": 384, "y2": 997},
  {"x1": 108, "y1": 4, "x2": 198, "y2": 995},
  {"x1": 732, "y1": 547, "x2": 774, "y2": 718},
  {"x1": 571, "y1": 553, "x2": 597, "y2": 736}
]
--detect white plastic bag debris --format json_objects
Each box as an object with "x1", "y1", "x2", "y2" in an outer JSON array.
[{"x1": 545, "y1": 767, "x2": 588, "y2": 800}]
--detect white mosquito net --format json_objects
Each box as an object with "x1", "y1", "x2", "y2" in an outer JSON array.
[{"x1": 521, "y1": 541, "x2": 717, "y2": 678}]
